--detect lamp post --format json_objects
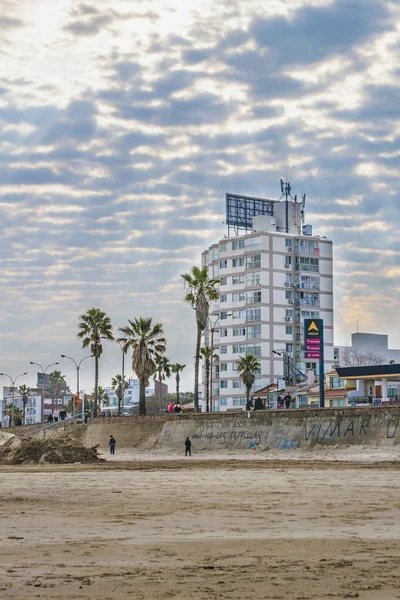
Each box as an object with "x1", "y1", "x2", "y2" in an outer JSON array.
[
  {"x1": 60, "y1": 355, "x2": 92, "y2": 422},
  {"x1": 116, "y1": 340, "x2": 126, "y2": 416},
  {"x1": 29, "y1": 361, "x2": 59, "y2": 422},
  {"x1": 0, "y1": 371, "x2": 28, "y2": 427},
  {"x1": 208, "y1": 313, "x2": 232, "y2": 413}
]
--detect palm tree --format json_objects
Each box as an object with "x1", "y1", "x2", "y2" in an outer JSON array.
[
  {"x1": 170, "y1": 363, "x2": 186, "y2": 405},
  {"x1": 97, "y1": 385, "x2": 110, "y2": 413},
  {"x1": 236, "y1": 354, "x2": 261, "y2": 408},
  {"x1": 200, "y1": 346, "x2": 212, "y2": 412},
  {"x1": 154, "y1": 355, "x2": 171, "y2": 413},
  {"x1": 18, "y1": 384, "x2": 32, "y2": 425},
  {"x1": 181, "y1": 265, "x2": 220, "y2": 412},
  {"x1": 5, "y1": 403, "x2": 23, "y2": 427},
  {"x1": 111, "y1": 375, "x2": 127, "y2": 416},
  {"x1": 78, "y1": 307, "x2": 113, "y2": 417},
  {"x1": 118, "y1": 317, "x2": 166, "y2": 416}
]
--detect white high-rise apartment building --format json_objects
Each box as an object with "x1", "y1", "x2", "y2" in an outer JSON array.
[{"x1": 201, "y1": 192, "x2": 334, "y2": 412}]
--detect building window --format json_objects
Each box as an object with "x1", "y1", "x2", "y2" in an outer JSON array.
[
  {"x1": 286, "y1": 344, "x2": 293, "y2": 353},
  {"x1": 246, "y1": 308, "x2": 261, "y2": 321},
  {"x1": 220, "y1": 381, "x2": 228, "y2": 389},
  {"x1": 233, "y1": 380, "x2": 243, "y2": 388},
  {"x1": 232, "y1": 292, "x2": 245, "y2": 302},
  {"x1": 220, "y1": 328, "x2": 228, "y2": 337},
  {"x1": 233, "y1": 327, "x2": 246, "y2": 336},
  {"x1": 330, "y1": 377, "x2": 345, "y2": 389},
  {"x1": 285, "y1": 255, "x2": 292, "y2": 266},
  {"x1": 220, "y1": 311, "x2": 228, "y2": 320},
  {"x1": 247, "y1": 324, "x2": 261, "y2": 339},
  {"x1": 220, "y1": 294, "x2": 227, "y2": 303},
  {"x1": 246, "y1": 273, "x2": 261, "y2": 287},
  {"x1": 232, "y1": 258, "x2": 244, "y2": 267},
  {"x1": 232, "y1": 310, "x2": 244, "y2": 319},
  {"x1": 306, "y1": 362, "x2": 317, "y2": 369},
  {"x1": 232, "y1": 275, "x2": 245, "y2": 285},
  {"x1": 285, "y1": 326, "x2": 293, "y2": 335},
  {"x1": 220, "y1": 277, "x2": 227, "y2": 286},
  {"x1": 219, "y1": 260, "x2": 227, "y2": 269},
  {"x1": 331, "y1": 399, "x2": 345, "y2": 407},
  {"x1": 285, "y1": 309, "x2": 293, "y2": 318},
  {"x1": 233, "y1": 345, "x2": 246, "y2": 354},
  {"x1": 220, "y1": 363, "x2": 228, "y2": 372},
  {"x1": 246, "y1": 291, "x2": 261, "y2": 304},
  {"x1": 219, "y1": 243, "x2": 227, "y2": 252},
  {"x1": 246, "y1": 344, "x2": 261, "y2": 357},
  {"x1": 295, "y1": 257, "x2": 319, "y2": 272},
  {"x1": 246, "y1": 254, "x2": 261, "y2": 269},
  {"x1": 298, "y1": 395, "x2": 308, "y2": 405},
  {"x1": 220, "y1": 346, "x2": 228, "y2": 354},
  {"x1": 286, "y1": 290, "x2": 293, "y2": 300},
  {"x1": 232, "y1": 240, "x2": 245, "y2": 250},
  {"x1": 285, "y1": 238, "x2": 293, "y2": 248}
]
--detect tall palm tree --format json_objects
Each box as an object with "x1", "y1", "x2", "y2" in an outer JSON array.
[
  {"x1": 200, "y1": 346, "x2": 212, "y2": 412},
  {"x1": 118, "y1": 317, "x2": 166, "y2": 416},
  {"x1": 181, "y1": 266, "x2": 220, "y2": 411},
  {"x1": 170, "y1": 363, "x2": 186, "y2": 405},
  {"x1": 236, "y1": 354, "x2": 261, "y2": 408},
  {"x1": 18, "y1": 384, "x2": 32, "y2": 425},
  {"x1": 111, "y1": 374, "x2": 127, "y2": 416},
  {"x1": 154, "y1": 355, "x2": 171, "y2": 413},
  {"x1": 78, "y1": 307, "x2": 113, "y2": 417}
]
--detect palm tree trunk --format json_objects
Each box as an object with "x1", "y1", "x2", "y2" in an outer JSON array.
[
  {"x1": 139, "y1": 379, "x2": 146, "y2": 415},
  {"x1": 117, "y1": 389, "x2": 121, "y2": 417},
  {"x1": 23, "y1": 400, "x2": 26, "y2": 426},
  {"x1": 246, "y1": 385, "x2": 251, "y2": 407},
  {"x1": 159, "y1": 373, "x2": 163, "y2": 414},
  {"x1": 94, "y1": 356, "x2": 99, "y2": 418},
  {"x1": 194, "y1": 326, "x2": 201, "y2": 412},
  {"x1": 176, "y1": 374, "x2": 180, "y2": 404},
  {"x1": 205, "y1": 360, "x2": 210, "y2": 413}
]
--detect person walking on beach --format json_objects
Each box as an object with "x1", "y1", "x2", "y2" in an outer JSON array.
[
  {"x1": 109, "y1": 435, "x2": 116, "y2": 455},
  {"x1": 185, "y1": 437, "x2": 191, "y2": 457}
]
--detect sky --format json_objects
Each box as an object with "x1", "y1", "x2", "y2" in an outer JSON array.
[{"x1": 1, "y1": 0, "x2": 400, "y2": 395}]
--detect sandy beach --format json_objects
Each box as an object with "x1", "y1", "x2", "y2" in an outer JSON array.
[{"x1": 1, "y1": 454, "x2": 400, "y2": 599}]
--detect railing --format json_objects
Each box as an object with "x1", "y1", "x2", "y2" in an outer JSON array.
[
  {"x1": 245, "y1": 244, "x2": 261, "y2": 252},
  {"x1": 295, "y1": 299, "x2": 320, "y2": 307},
  {"x1": 20, "y1": 413, "x2": 83, "y2": 439},
  {"x1": 348, "y1": 396, "x2": 400, "y2": 406},
  {"x1": 295, "y1": 246, "x2": 319, "y2": 255}
]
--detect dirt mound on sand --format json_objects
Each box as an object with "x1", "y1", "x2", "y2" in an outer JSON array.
[{"x1": 0, "y1": 435, "x2": 104, "y2": 464}]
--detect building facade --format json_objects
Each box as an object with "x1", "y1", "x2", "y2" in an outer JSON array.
[
  {"x1": 201, "y1": 193, "x2": 334, "y2": 412},
  {"x1": 102, "y1": 378, "x2": 168, "y2": 412}
]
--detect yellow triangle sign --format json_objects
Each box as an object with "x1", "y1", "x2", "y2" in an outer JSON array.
[{"x1": 308, "y1": 320, "x2": 319, "y2": 333}]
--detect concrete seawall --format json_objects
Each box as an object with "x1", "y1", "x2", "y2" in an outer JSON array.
[{"x1": 85, "y1": 407, "x2": 400, "y2": 452}]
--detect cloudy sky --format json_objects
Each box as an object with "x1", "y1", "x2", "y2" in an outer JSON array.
[{"x1": 1, "y1": 0, "x2": 400, "y2": 394}]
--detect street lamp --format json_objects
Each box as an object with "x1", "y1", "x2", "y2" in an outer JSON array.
[
  {"x1": 0, "y1": 372, "x2": 28, "y2": 427},
  {"x1": 29, "y1": 361, "x2": 59, "y2": 422},
  {"x1": 60, "y1": 354, "x2": 92, "y2": 422},
  {"x1": 208, "y1": 313, "x2": 232, "y2": 413},
  {"x1": 115, "y1": 340, "x2": 126, "y2": 416},
  {"x1": 101, "y1": 336, "x2": 127, "y2": 416}
]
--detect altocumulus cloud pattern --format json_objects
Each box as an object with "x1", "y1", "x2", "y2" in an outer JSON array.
[{"x1": 0, "y1": 0, "x2": 399, "y2": 389}]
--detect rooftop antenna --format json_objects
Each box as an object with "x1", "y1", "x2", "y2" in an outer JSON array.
[{"x1": 279, "y1": 178, "x2": 296, "y2": 234}]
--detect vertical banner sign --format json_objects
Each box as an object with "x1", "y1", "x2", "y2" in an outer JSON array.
[{"x1": 304, "y1": 319, "x2": 324, "y2": 408}]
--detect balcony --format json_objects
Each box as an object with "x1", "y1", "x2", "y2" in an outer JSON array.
[
  {"x1": 245, "y1": 280, "x2": 261, "y2": 288},
  {"x1": 245, "y1": 243, "x2": 261, "y2": 253},
  {"x1": 295, "y1": 245, "x2": 320, "y2": 256},
  {"x1": 295, "y1": 299, "x2": 320, "y2": 307}
]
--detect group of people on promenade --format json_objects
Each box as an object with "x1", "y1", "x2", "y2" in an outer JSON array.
[
  {"x1": 246, "y1": 393, "x2": 292, "y2": 411},
  {"x1": 166, "y1": 401, "x2": 183, "y2": 414}
]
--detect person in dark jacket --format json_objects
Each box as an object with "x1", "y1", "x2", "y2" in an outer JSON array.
[
  {"x1": 109, "y1": 435, "x2": 116, "y2": 455},
  {"x1": 185, "y1": 437, "x2": 191, "y2": 456},
  {"x1": 284, "y1": 394, "x2": 292, "y2": 409}
]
